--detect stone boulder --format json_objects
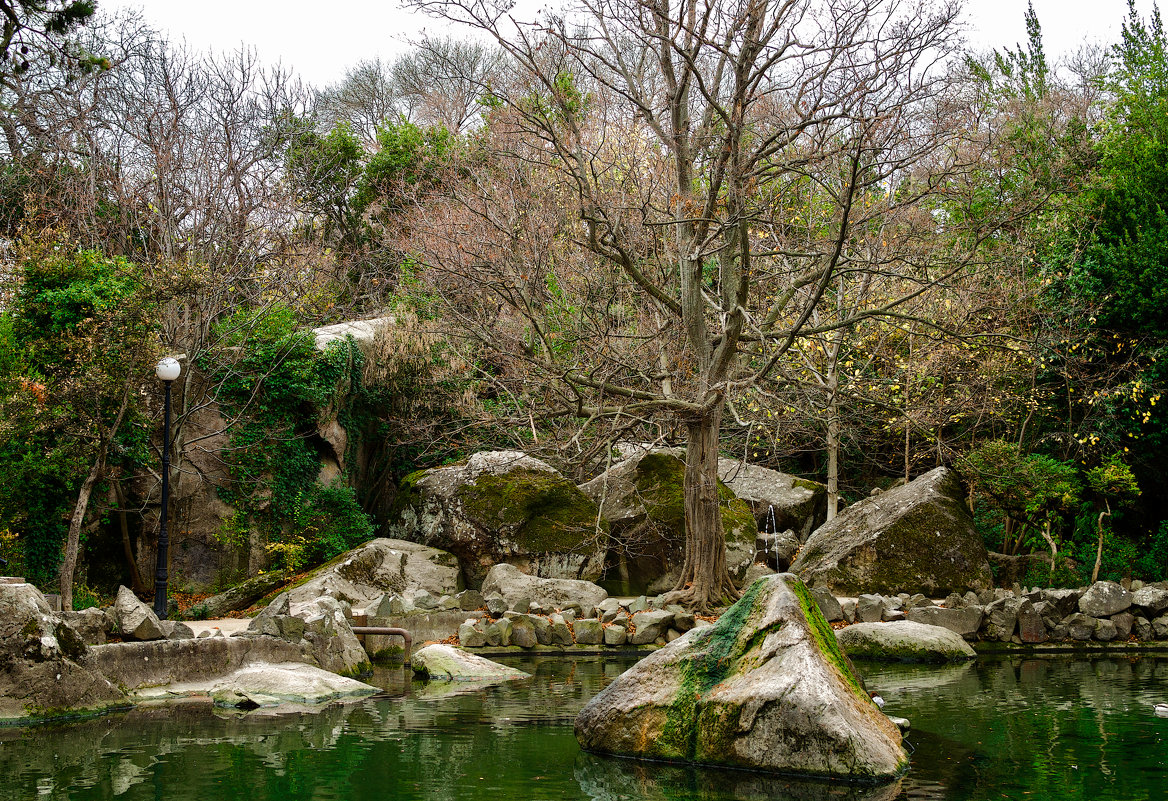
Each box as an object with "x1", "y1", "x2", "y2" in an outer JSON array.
[
  {"x1": 112, "y1": 586, "x2": 165, "y2": 641},
  {"x1": 209, "y1": 662, "x2": 378, "y2": 708},
  {"x1": 480, "y1": 563, "x2": 608, "y2": 613},
  {"x1": 287, "y1": 538, "x2": 463, "y2": 610},
  {"x1": 295, "y1": 597, "x2": 370, "y2": 677},
  {"x1": 410, "y1": 644, "x2": 531, "y2": 681},
  {"x1": 574, "y1": 574, "x2": 907, "y2": 781},
  {"x1": 579, "y1": 450, "x2": 757, "y2": 593},
  {"x1": 1078, "y1": 581, "x2": 1133, "y2": 617},
  {"x1": 836, "y1": 621, "x2": 976, "y2": 663},
  {"x1": 387, "y1": 451, "x2": 606, "y2": 586},
  {"x1": 791, "y1": 467, "x2": 992, "y2": 596},
  {"x1": 717, "y1": 459, "x2": 828, "y2": 540},
  {"x1": 0, "y1": 582, "x2": 127, "y2": 723},
  {"x1": 59, "y1": 607, "x2": 114, "y2": 646}
]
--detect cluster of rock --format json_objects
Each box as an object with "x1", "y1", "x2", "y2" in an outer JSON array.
[
  {"x1": 387, "y1": 449, "x2": 1001, "y2": 607},
  {"x1": 816, "y1": 580, "x2": 1168, "y2": 645},
  {"x1": 452, "y1": 563, "x2": 707, "y2": 649},
  {"x1": 0, "y1": 577, "x2": 385, "y2": 724}
]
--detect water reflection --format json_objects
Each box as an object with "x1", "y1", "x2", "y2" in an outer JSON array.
[
  {"x1": 575, "y1": 753, "x2": 904, "y2": 801},
  {"x1": 1, "y1": 655, "x2": 1166, "y2": 800}
]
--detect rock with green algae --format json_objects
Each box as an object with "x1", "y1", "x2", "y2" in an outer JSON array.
[
  {"x1": 578, "y1": 450, "x2": 757, "y2": 594},
  {"x1": 410, "y1": 644, "x2": 530, "y2": 682},
  {"x1": 835, "y1": 621, "x2": 977, "y2": 663},
  {"x1": 386, "y1": 451, "x2": 606, "y2": 587},
  {"x1": 791, "y1": 467, "x2": 992, "y2": 597},
  {"x1": 573, "y1": 574, "x2": 907, "y2": 782}
]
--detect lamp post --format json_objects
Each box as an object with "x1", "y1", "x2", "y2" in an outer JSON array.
[{"x1": 154, "y1": 356, "x2": 181, "y2": 619}]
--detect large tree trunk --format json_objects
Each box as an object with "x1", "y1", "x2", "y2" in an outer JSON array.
[
  {"x1": 670, "y1": 399, "x2": 739, "y2": 611},
  {"x1": 59, "y1": 454, "x2": 104, "y2": 611}
]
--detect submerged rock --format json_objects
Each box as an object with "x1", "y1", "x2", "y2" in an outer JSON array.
[
  {"x1": 835, "y1": 621, "x2": 976, "y2": 663},
  {"x1": 574, "y1": 574, "x2": 906, "y2": 781},
  {"x1": 791, "y1": 467, "x2": 992, "y2": 596},
  {"x1": 410, "y1": 644, "x2": 530, "y2": 681},
  {"x1": 388, "y1": 451, "x2": 606, "y2": 586},
  {"x1": 209, "y1": 662, "x2": 377, "y2": 708}
]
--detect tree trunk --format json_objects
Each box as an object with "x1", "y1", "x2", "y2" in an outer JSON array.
[
  {"x1": 112, "y1": 481, "x2": 148, "y2": 594},
  {"x1": 670, "y1": 399, "x2": 738, "y2": 611},
  {"x1": 826, "y1": 392, "x2": 840, "y2": 522},
  {"x1": 1092, "y1": 501, "x2": 1111, "y2": 584},
  {"x1": 60, "y1": 455, "x2": 104, "y2": 611}
]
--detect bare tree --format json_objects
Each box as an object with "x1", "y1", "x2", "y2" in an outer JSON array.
[{"x1": 398, "y1": 0, "x2": 973, "y2": 609}]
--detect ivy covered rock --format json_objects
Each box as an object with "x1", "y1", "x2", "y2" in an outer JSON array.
[
  {"x1": 0, "y1": 582, "x2": 127, "y2": 724},
  {"x1": 579, "y1": 450, "x2": 757, "y2": 594},
  {"x1": 717, "y1": 459, "x2": 828, "y2": 540},
  {"x1": 574, "y1": 574, "x2": 907, "y2": 781},
  {"x1": 791, "y1": 467, "x2": 992, "y2": 597},
  {"x1": 388, "y1": 451, "x2": 607, "y2": 587}
]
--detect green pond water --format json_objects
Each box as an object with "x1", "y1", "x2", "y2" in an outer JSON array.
[{"x1": 1, "y1": 654, "x2": 1166, "y2": 800}]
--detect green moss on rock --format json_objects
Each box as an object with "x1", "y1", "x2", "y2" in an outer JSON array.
[
  {"x1": 457, "y1": 468, "x2": 606, "y2": 552},
  {"x1": 789, "y1": 580, "x2": 869, "y2": 702},
  {"x1": 633, "y1": 453, "x2": 755, "y2": 542}
]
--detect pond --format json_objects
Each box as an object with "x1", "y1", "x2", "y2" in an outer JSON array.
[{"x1": 1, "y1": 654, "x2": 1166, "y2": 800}]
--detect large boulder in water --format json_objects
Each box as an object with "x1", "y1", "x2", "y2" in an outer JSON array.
[
  {"x1": 836, "y1": 621, "x2": 977, "y2": 663},
  {"x1": 790, "y1": 467, "x2": 992, "y2": 596},
  {"x1": 387, "y1": 451, "x2": 606, "y2": 587},
  {"x1": 0, "y1": 582, "x2": 127, "y2": 723},
  {"x1": 579, "y1": 450, "x2": 757, "y2": 594},
  {"x1": 574, "y1": 574, "x2": 907, "y2": 781},
  {"x1": 717, "y1": 459, "x2": 828, "y2": 540}
]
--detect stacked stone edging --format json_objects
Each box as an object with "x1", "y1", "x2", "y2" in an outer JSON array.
[{"x1": 448, "y1": 578, "x2": 1168, "y2": 653}]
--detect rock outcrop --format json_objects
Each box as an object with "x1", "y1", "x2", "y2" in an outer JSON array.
[
  {"x1": 835, "y1": 621, "x2": 977, "y2": 662},
  {"x1": 579, "y1": 450, "x2": 757, "y2": 593},
  {"x1": 574, "y1": 574, "x2": 907, "y2": 781},
  {"x1": 0, "y1": 583, "x2": 127, "y2": 723},
  {"x1": 410, "y1": 644, "x2": 530, "y2": 681},
  {"x1": 286, "y1": 538, "x2": 463, "y2": 609},
  {"x1": 388, "y1": 451, "x2": 606, "y2": 586},
  {"x1": 791, "y1": 467, "x2": 992, "y2": 596}
]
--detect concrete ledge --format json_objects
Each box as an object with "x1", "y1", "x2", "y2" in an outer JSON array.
[{"x1": 84, "y1": 636, "x2": 314, "y2": 691}]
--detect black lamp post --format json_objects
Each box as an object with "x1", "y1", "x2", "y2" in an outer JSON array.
[{"x1": 154, "y1": 356, "x2": 180, "y2": 619}]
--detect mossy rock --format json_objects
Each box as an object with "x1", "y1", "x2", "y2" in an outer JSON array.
[
  {"x1": 385, "y1": 451, "x2": 607, "y2": 587},
  {"x1": 583, "y1": 451, "x2": 757, "y2": 594},
  {"x1": 574, "y1": 574, "x2": 907, "y2": 780},
  {"x1": 791, "y1": 467, "x2": 993, "y2": 596}
]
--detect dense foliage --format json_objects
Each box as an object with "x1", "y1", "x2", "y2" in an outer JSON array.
[{"x1": 5, "y1": 0, "x2": 1168, "y2": 603}]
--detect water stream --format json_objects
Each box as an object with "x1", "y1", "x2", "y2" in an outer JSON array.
[{"x1": 1, "y1": 654, "x2": 1165, "y2": 800}]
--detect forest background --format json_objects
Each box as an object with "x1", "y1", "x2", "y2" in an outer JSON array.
[{"x1": 2, "y1": 0, "x2": 1168, "y2": 609}]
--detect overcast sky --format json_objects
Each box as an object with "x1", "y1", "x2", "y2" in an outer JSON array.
[{"x1": 99, "y1": 0, "x2": 1155, "y2": 88}]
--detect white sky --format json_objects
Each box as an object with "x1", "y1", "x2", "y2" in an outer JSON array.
[{"x1": 99, "y1": 0, "x2": 1156, "y2": 88}]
